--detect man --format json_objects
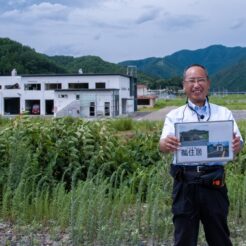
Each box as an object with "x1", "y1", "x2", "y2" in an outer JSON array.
[{"x1": 159, "y1": 64, "x2": 243, "y2": 246}]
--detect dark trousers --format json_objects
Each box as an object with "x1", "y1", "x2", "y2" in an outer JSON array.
[{"x1": 172, "y1": 180, "x2": 232, "y2": 246}]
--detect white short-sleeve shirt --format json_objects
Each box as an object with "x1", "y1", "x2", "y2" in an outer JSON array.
[{"x1": 160, "y1": 101, "x2": 243, "y2": 165}]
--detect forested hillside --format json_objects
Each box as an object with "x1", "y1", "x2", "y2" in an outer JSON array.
[
  {"x1": 0, "y1": 38, "x2": 67, "y2": 75},
  {"x1": 211, "y1": 58, "x2": 246, "y2": 91},
  {"x1": 120, "y1": 45, "x2": 246, "y2": 91},
  {"x1": 0, "y1": 38, "x2": 156, "y2": 87},
  {"x1": 1, "y1": 37, "x2": 246, "y2": 91},
  {"x1": 49, "y1": 55, "x2": 125, "y2": 74}
]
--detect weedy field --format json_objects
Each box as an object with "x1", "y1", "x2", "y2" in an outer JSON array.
[
  {"x1": 0, "y1": 116, "x2": 245, "y2": 245},
  {"x1": 153, "y1": 94, "x2": 246, "y2": 110}
]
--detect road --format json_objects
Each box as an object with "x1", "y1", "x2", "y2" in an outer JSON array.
[{"x1": 131, "y1": 107, "x2": 246, "y2": 121}]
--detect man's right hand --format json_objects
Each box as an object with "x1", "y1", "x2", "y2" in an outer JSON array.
[{"x1": 159, "y1": 135, "x2": 180, "y2": 153}]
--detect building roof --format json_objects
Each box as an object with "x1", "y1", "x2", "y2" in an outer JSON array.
[
  {"x1": 55, "y1": 89, "x2": 120, "y2": 92},
  {"x1": 137, "y1": 95, "x2": 157, "y2": 99},
  {"x1": 21, "y1": 73, "x2": 133, "y2": 78},
  {"x1": 137, "y1": 84, "x2": 147, "y2": 88}
]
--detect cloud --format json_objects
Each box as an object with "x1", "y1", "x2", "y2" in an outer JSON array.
[
  {"x1": 135, "y1": 8, "x2": 161, "y2": 24},
  {"x1": 45, "y1": 43, "x2": 84, "y2": 57},
  {"x1": 93, "y1": 33, "x2": 101, "y2": 41},
  {"x1": 161, "y1": 14, "x2": 204, "y2": 31},
  {"x1": 1, "y1": 0, "x2": 106, "y2": 12},
  {"x1": 1, "y1": 2, "x2": 69, "y2": 22},
  {"x1": 28, "y1": 2, "x2": 67, "y2": 15},
  {"x1": 1, "y1": 0, "x2": 246, "y2": 62},
  {"x1": 7, "y1": 0, "x2": 27, "y2": 6},
  {"x1": 230, "y1": 19, "x2": 245, "y2": 30}
]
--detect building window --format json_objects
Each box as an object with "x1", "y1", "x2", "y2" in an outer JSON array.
[
  {"x1": 96, "y1": 82, "x2": 106, "y2": 89},
  {"x1": 90, "y1": 102, "x2": 95, "y2": 116},
  {"x1": 76, "y1": 95, "x2": 80, "y2": 100},
  {"x1": 129, "y1": 77, "x2": 137, "y2": 97},
  {"x1": 138, "y1": 99, "x2": 150, "y2": 105},
  {"x1": 45, "y1": 83, "x2": 62, "y2": 90},
  {"x1": 24, "y1": 84, "x2": 41, "y2": 90},
  {"x1": 68, "y1": 83, "x2": 89, "y2": 89},
  {"x1": 0, "y1": 85, "x2": 2, "y2": 89},
  {"x1": 105, "y1": 102, "x2": 110, "y2": 116},
  {"x1": 5, "y1": 83, "x2": 20, "y2": 89},
  {"x1": 58, "y1": 94, "x2": 68, "y2": 98}
]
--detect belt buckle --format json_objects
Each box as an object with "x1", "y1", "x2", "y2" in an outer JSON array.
[{"x1": 196, "y1": 166, "x2": 203, "y2": 172}]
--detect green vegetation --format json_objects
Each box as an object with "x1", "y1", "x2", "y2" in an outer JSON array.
[
  {"x1": 209, "y1": 94, "x2": 246, "y2": 109},
  {"x1": 212, "y1": 58, "x2": 246, "y2": 91},
  {"x1": 0, "y1": 38, "x2": 67, "y2": 75},
  {"x1": 154, "y1": 97, "x2": 185, "y2": 109},
  {"x1": 153, "y1": 94, "x2": 246, "y2": 110},
  {"x1": 0, "y1": 116, "x2": 245, "y2": 245},
  {"x1": 49, "y1": 55, "x2": 125, "y2": 74},
  {"x1": 2, "y1": 38, "x2": 246, "y2": 91},
  {"x1": 0, "y1": 38, "x2": 155, "y2": 85},
  {"x1": 120, "y1": 45, "x2": 246, "y2": 91},
  {"x1": 146, "y1": 76, "x2": 182, "y2": 90}
]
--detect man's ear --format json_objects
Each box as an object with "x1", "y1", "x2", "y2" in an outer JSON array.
[{"x1": 182, "y1": 82, "x2": 186, "y2": 92}]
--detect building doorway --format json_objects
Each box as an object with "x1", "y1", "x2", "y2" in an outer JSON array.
[
  {"x1": 25, "y1": 100, "x2": 40, "y2": 115},
  {"x1": 45, "y1": 100, "x2": 54, "y2": 115},
  {"x1": 89, "y1": 102, "x2": 95, "y2": 116},
  {"x1": 4, "y1": 98, "x2": 20, "y2": 115}
]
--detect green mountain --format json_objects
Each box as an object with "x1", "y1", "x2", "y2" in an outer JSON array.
[
  {"x1": 0, "y1": 37, "x2": 154, "y2": 85},
  {"x1": 49, "y1": 55, "x2": 125, "y2": 74},
  {"x1": 0, "y1": 38, "x2": 67, "y2": 75},
  {"x1": 119, "y1": 57, "x2": 178, "y2": 78},
  {"x1": 119, "y1": 45, "x2": 246, "y2": 78},
  {"x1": 164, "y1": 45, "x2": 246, "y2": 75},
  {"x1": 1, "y1": 37, "x2": 246, "y2": 91},
  {"x1": 119, "y1": 45, "x2": 246, "y2": 91},
  {"x1": 0, "y1": 38, "x2": 127, "y2": 76},
  {"x1": 211, "y1": 58, "x2": 246, "y2": 92}
]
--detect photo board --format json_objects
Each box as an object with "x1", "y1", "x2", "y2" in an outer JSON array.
[{"x1": 175, "y1": 120, "x2": 234, "y2": 164}]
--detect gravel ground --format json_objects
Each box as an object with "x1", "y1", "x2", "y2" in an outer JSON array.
[
  {"x1": 0, "y1": 221, "x2": 174, "y2": 246},
  {"x1": 0, "y1": 222, "x2": 72, "y2": 246},
  {"x1": 1, "y1": 221, "x2": 244, "y2": 246}
]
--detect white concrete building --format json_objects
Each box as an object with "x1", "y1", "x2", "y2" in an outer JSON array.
[{"x1": 0, "y1": 72, "x2": 137, "y2": 117}]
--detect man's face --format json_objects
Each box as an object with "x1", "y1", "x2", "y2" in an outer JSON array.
[{"x1": 183, "y1": 66, "x2": 210, "y2": 106}]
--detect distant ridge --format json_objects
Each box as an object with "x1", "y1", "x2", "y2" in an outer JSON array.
[
  {"x1": 0, "y1": 38, "x2": 67, "y2": 75},
  {"x1": 119, "y1": 44, "x2": 246, "y2": 91},
  {"x1": 1, "y1": 37, "x2": 246, "y2": 91},
  {"x1": 0, "y1": 37, "x2": 154, "y2": 86},
  {"x1": 0, "y1": 38, "x2": 126, "y2": 75},
  {"x1": 119, "y1": 44, "x2": 246, "y2": 77}
]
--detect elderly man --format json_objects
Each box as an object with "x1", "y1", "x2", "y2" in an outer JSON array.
[{"x1": 159, "y1": 64, "x2": 243, "y2": 246}]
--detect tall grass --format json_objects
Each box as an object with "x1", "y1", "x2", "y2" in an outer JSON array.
[
  {"x1": 0, "y1": 117, "x2": 245, "y2": 244},
  {"x1": 1, "y1": 161, "x2": 174, "y2": 245}
]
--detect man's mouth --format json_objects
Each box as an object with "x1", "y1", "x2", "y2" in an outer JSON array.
[{"x1": 192, "y1": 90, "x2": 202, "y2": 94}]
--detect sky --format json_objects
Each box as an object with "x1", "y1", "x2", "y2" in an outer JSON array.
[{"x1": 0, "y1": 0, "x2": 246, "y2": 63}]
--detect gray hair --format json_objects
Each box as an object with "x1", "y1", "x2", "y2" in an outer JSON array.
[{"x1": 183, "y1": 64, "x2": 209, "y2": 80}]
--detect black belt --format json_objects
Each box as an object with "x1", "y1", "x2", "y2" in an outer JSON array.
[
  {"x1": 170, "y1": 164, "x2": 225, "y2": 187},
  {"x1": 172, "y1": 164, "x2": 224, "y2": 173}
]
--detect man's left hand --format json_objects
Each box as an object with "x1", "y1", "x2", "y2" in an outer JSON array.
[{"x1": 233, "y1": 133, "x2": 242, "y2": 155}]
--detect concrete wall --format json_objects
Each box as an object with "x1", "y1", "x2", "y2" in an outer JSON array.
[{"x1": 0, "y1": 74, "x2": 135, "y2": 117}]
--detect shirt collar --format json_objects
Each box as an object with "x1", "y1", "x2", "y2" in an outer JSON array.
[{"x1": 188, "y1": 99, "x2": 208, "y2": 114}]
